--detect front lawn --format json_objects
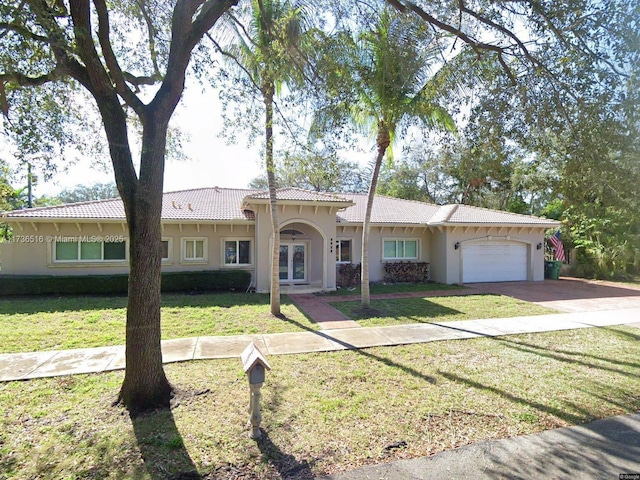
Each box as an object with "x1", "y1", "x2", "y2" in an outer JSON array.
[
  {"x1": 0, "y1": 293, "x2": 317, "y2": 354},
  {"x1": 1, "y1": 326, "x2": 639, "y2": 479},
  {"x1": 0, "y1": 286, "x2": 559, "y2": 353},
  {"x1": 331, "y1": 294, "x2": 558, "y2": 327}
]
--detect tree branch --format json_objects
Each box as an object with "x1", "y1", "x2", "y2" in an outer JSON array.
[
  {"x1": 0, "y1": 22, "x2": 49, "y2": 42},
  {"x1": 135, "y1": 0, "x2": 162, "y2": 78},
  {"x1": 68, "y1": 0, "x2": 114, "y2": 96},
  {"x1": 92, "y1": 0, "x2": 146, "y2": 113},
  {"x1": 387, "y1": 0, "x2": 518, "y2": 84},
  {"x1": 526, "y1": 0, "x2": 629, "y2": 78},
  {"x1": 0, "y1": 68, "x2": 65, "y2": 87},
  {"x1": 207, "y1": 32, "x2": 261, "y2": 92}
]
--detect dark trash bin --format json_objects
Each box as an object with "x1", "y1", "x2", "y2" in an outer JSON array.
[{"x1": 545, "y1": 261, "x2": 561, "y2": 280}]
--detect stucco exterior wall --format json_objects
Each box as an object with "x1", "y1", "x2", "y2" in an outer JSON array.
[
  {"x1": 2, "y1": 221, "x2": 130, "y2": 275},
  {"x1": 160, "y1": 223, "x2": 255, "y2": 281},
  {"x1": 337, "y1": 225, "x2": 432, "y2": 283},
  {"x1": 441, "y1": 226, "x2": 547, "y2": 283},
  {"x1": 0, "y1": 214, "x2": 551, "y2": 289},
  {"x1": 252, "y1": 203, "x2": 338, "y2": 293},
  {"x1": 1, "y1": 221, "x2": 256, "y2": 283},
  {"x1": 428, "y1": 227, "x2": 449, "y2": 284}
]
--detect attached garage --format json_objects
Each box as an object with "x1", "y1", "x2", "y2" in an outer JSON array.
[{"x1": 462, "y1": 241, "x2": 528, "y2": 283}]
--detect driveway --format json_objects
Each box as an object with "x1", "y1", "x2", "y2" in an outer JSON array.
[{"x1": 469, "y1": 277, "x2": 640, "y2": 313}]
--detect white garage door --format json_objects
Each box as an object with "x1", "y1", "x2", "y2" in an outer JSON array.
[{"x1": 462, "y1": 242, "x2": 528, "y2": 283}]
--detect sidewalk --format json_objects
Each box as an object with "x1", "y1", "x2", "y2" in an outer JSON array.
[
  {"x1": 319, "y1": 412, "x2": 640, "y2": 479},
  {"x1": 1, "y1": 306, "x2": 639, "y2": 381}
]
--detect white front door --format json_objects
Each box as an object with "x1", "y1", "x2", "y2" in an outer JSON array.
[{"x1": 279, "y1": 243, "x2": 307, "y2": 283}]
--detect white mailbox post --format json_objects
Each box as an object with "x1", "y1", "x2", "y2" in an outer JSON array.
[{"x1": 241, "y1": 342, "x2": 271, "y2": 439}]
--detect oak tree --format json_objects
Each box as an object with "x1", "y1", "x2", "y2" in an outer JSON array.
[{"x1": 0, "y1": 0, "x2": 237, "y2": 414}]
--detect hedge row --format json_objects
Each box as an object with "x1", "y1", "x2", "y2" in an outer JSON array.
[{"x1": 0, "y1": 270, "x2": 251, "y2": 296}]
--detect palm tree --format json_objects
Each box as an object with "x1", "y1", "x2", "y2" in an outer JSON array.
[
  {"x1": 214, "y1": 0, "x2": 306, "y2": 315},
  {"x1": 317, "y1": 8, "x2": 457, "y2": 308}
]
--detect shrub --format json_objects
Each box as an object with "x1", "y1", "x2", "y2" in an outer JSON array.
[
  {"x1": 383, "y1": 262, "x2": 429, "y2": 283},
  {"x1": 337, "y1": 263, "x2": 361, "y2": 288},
  {"x1": 0, "y1": 270, "x2": 251, "y2": 296}
]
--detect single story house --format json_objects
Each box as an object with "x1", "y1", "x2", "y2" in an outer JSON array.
[{"x1": 1, "y1": 187, "x2": 559, "y2": 292}]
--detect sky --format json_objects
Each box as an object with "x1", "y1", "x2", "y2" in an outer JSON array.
[
  {"x1": 16, "y1": 84, "x2": 377, "y2": 199},
  {"x1": 13, "y1": 87, "x2": 266, "y2": 198}
]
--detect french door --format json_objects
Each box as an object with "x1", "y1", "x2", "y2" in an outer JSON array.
[{"x1": 279, "y1": 243, "x2": 307, "y2": 283}]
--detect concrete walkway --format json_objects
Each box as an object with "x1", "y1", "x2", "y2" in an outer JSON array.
[{"x1": 1, "y1": 306, "x2": 639, "y2": 381}]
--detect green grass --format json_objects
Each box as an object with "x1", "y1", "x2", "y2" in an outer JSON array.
[
  {"x1": 0, "y1": 285, "x2": 558, "y2": 353},
  {"x1": 0, "y1": 293, "x2": 317, "y2": 353},
  {"x1": 2, "y1": 326, "x2": 639, "y2": 479},
  {"x1": 331, "y1": 294, "x2": 558, "y2": 327}
]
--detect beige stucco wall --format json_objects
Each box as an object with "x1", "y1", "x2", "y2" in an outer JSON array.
[
  {"x1": 336, "y1": 224, "x2": 432, "y2": 283},
  {"x1": 428, "y1": 227, "x2": 448, "y2": 284},
  {"x1": 2, "y1": 221, "x2": 130, "y2": 275},
  {"x1": 160, "y1": 223, "x2": 255, "y2": 281},
  {"x1": 1, "y1": 220, "x2": 256, "y2": 283},
  {"x1": 437, "y1": 226, "x2": 548, "y2": 284},
  {"x1": 0, "y1": 217, "x2": 550, "y2": 289},
  {"x1": 252, "y1": 203, "x2": 338, "y2": 293}
]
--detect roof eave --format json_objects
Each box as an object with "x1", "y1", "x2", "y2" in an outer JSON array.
[
  {"x1": 3, "y1": 216, "x2": 126, "y2": 222},
  {"x1": 431, "y1": 221, "x2": 560, "y2": 228}
]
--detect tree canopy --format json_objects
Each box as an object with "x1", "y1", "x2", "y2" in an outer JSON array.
[{"x1": 1, "y1": 0, "x2": 238, "y2": 413}]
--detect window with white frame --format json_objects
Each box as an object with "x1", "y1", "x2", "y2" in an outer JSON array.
[
  {"x1": 54, "y1": 240, "x2": 127, "y2": 262},
  {"x1": 336, "y1": 239, "x2": 352, "y2": 263},
  {"x1": 182, "y1": 238, "x2": 207, "y2": 262},
  {"x1": 383, "y1": 239, "x2": 419, "y2": 260},
  {"x1": 224, "y1": 239, "x2": 251, "y2": 265}
]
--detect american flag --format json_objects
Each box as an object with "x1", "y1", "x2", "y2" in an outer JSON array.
[{"x1": 548, "y1": 230, "x2": 566, "y2": 262}]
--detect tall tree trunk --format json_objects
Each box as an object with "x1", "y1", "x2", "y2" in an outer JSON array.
[
  {"x1": 264, "y1": 81, "x2": 281, "y2": 315},
  {"x1": 361, "y1": 122, "x2": 390, "y2": 309},
  {"x1": 117, "y1": 115, "x2": 172, "y2": 414}
]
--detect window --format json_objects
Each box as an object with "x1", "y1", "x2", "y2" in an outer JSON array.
[
  {"x1": 182, "y1": 238, "x2": 207, "y2": 262},
  {"x1": 224, "y1": 239, "x2": 251, "y2": 265},
  {"x1": 104, "y1": 241, "x2": 126, "y2": 260},
  {"x1": 161, "y1": 239, "x2": 172, "y2": 261},
  {"x1": 383, "y1": 239, "x2": 419, "y2": 260},
  {"x1": 54, "y1": 240, "x2": 126, "y2": 262},
  {"x1": 336, "y1": 239, "x2": 352, "y2": 263}
]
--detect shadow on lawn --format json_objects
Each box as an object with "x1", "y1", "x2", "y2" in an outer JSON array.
[
  {"x1": 255, "y1": 430, "x2": 314, "y2": 479},
  {"x1": 131, "y1": 407, "x2": 202, "y2": 480},
  {"x1": 437, "y1": 325, "x2": 640, "y2": 426},
  {"x1": 330, "y1": 297, "x2": 463, "y2": 323},
  {"x1": 276, "y1": 312, "x2": 437, "y2": 385}
]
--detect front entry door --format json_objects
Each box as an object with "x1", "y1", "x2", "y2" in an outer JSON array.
[{"x1": 279, "y1": 243, "x2": 307, "y2": 283}]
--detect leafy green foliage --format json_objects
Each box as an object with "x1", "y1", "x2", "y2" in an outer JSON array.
[
  {"x1": 248, "y1": 149, "x2": 368, "y2": 192},
  {"x1": 58, "y1": 182, "x2": 119, "y2": 203}
]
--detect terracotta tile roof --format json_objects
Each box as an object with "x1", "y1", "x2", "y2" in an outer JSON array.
[
  {"x1": 433, "y1": 204, "x2": 559, "y2": 226},
  {"x1": 3, "y1": 188, "x2": 260, "y2": 222},
  {"x1": 3, "y1": 187, "x2": 558, "y2": 227},
  {"x1": 163, "y1": 188, "x2": 258, "y2": 221},
  {"x1": 245, "y1": 187, "x2": 353, "y2": 204},
  {"x1": 337, "y1": 194, "x2": 558, "y2": 226},
  {"x1": 2, "y1": 197, "x2": 126, "y2": 219},
  {"x1": 337, "y1": 193, "x2": 440, "y2": 224}
]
